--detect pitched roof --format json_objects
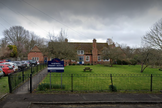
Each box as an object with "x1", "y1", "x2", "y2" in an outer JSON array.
[
  {"x1": 69, "y1": 42, "x2": 108, "y2": 54},
  {"x1": 30, "y1": 46, "x2": 41, "y2": 52}
]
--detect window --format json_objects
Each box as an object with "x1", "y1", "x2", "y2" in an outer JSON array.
[
  {"x1": 77, "y1": 50, "x2": 84, "y2": 55},
  {"x1": 104, "y1": 59, "x2": 110, "y2": 61},
  {"x1": 71, "y1": 60, "x2": 75, "y2": 62},
  {"x1": 98, "y1": 56, "x2": 101, "y2": 61},
  {"x1": 32, "y1": 57, "x2": 39, "y2": 61},
  {"x1": 86, "y1": 56, "x2": 90, "y2": 61}
]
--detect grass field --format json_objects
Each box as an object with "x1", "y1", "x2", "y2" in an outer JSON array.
[
  {"x1": 36, "y1": 65, "x2": 162, "y2": 93},
  {"x1": 0, "y1": 76, "x2": 9, "y2": 98}
]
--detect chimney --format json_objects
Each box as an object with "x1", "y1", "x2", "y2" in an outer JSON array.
[
  {"x1": 92, "y1": 38, "x2": 97, "y2": 65},
  {"x1": 93, "y1": 38, "x2": 96, "y2": 48},
  {"x1": 65, "y1": 38, "x2": 68, "y2": 42}
]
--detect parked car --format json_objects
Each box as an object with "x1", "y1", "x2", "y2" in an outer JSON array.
[
  {"x1": 12, "y1": 61, "x2": 26, "y2": 71},
  {"x1": 0, "y1": 62, "x2": 18, "y2": 72},
  {"x1": 0, "y1": 60, "x2": 9, "y2": 63},
  {"x1": 21, "y1": 60, "x2": 30, "y2": 67},
  {"x1": 28, "y1": 60, "x2": 37, "y2": 66},
  {"x1": 37, "y1": 60, "x2": 40, "y2": 65},
  {"x1": 0, "y1": 68, "x2": 4, "y2": 78},
  {"x1": 0, "y1": 64, "x2": 14, "y2": 75},
  {"x1": 21, "y1": 61, "x2": 28, "y2": 68}
]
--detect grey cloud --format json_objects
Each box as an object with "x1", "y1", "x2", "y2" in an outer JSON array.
[{"x1": 1, "y1": 0, "x2": 162, "y2": 47}]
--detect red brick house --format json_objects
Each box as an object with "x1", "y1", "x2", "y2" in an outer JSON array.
[
  {"x1": 64, "y1": 39, "x2": 110, "y2": 65},
  {"x1": 28, "y1": 46, "x2": 49, "y2": 63},
  {"x1": 28, "y1": 39, "x2": 110, "y2": 65}
]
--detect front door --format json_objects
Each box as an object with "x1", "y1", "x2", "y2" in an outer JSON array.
[
  {"x1": 78, "y1": 56, "x2": 84, "y2": 64},
  {"x1": 44, "y1": 57, "x2": 47, "y2": 63}
]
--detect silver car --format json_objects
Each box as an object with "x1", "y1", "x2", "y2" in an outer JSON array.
[{"x1": 0, "y1": 68, "x2": 4, "y2": 78}]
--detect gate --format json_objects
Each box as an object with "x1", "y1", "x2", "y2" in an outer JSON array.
[
  {"x1": 8, "y1": 63, "x2": 47, "y2": 93},
  {"x1": 8, "y1": 72, "x2": 32, "y2": 94}
]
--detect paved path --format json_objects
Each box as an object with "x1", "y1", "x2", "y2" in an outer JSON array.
[
  {"x1": 14, "y1": 68, "x2": 48, "y2": 94},
  {"x1": 1, "y1": 93, "x2": 162, "y2": 108}
]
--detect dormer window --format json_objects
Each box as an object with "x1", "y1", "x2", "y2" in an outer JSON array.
[{"x1": 77, "y1": 50, "x2": 84, "y2": 55}]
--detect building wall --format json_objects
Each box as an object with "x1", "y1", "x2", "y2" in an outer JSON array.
[{"x1": 28, "y1": 52, "x2": 44, "y2": 62}]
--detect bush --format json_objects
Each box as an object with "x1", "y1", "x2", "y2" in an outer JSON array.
[
  {"x1": 117, "y1": 59, "x2": 131, "y2": 65},
  {"x1": 116, "y1": 59, "x2": 122, "y2": 65},
  {"x1": 72, "y1": 63, "x2": 75, "y2": 65},
  {"x1": 122, "y1": 60, "x2": 130, "y2": 65},
  {"x1": 130, "y1": 59, "x2": 137, "y2": 65},
  {"x1": 38, "y1": 83, "x2": 65, "y2": 91},
  {"x1": 109, "y1": 84, "x2": 117, "y2": 92}
]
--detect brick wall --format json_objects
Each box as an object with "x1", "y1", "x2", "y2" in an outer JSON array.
[{"x1": 28, "y1": 52, "x2": 44, "y2": 62}]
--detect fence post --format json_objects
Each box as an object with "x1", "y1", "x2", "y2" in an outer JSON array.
[
  {"x1": 150, "y1": 74, "x2": 152, "y2": 92},
  {"x1": 71, "y1": 74, "x2": 73, "y2": 92},
  {"x1": 37, "y1": 65, "x2": 38, "y2": 73},
  {"x1": 8, "y1": 74, "x2": 12, "y2": 93},
  {"x1": 110, "y1": 74, "x2": 113, "y2": 90},
  {"x1": 110, "y1": 74, "x2": 113, "y2": 84},
  {"x1": 30, "y1": 73, "x2": 32, "y2": 93},
  {"x1": 22, "y1": 69, "x2": 24, "y2": 82},
  {"x1": 31, "y1": 66, "x2": 32, "y2": 74}
]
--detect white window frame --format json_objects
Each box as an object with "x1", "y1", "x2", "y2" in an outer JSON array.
[
  {"x1": 98, "y1": 56, "x2": 101, "y2": 61},
  {"x1": 71, "y1": 60, "x2": 75, "y2": 62},
  {"x1": 32, "y1": 57, "x2": 39, "y2": 61},
  {"x1": 77, "y1": 50, "x2": 84, "y2": 55},
  {"x1": 86, "y1": 56, "x2": 90, "y2": 61}
]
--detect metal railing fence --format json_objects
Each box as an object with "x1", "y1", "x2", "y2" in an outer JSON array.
[
  {"x1": 8, "y1": 63, "x2": 47, "y2": 93},
  {"x1": 34, "y1": 73, "x2": 162, "y2": 93}
]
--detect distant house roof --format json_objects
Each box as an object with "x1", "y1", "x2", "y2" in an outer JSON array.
[
  {"x1": 30, "y1": 46, "x2": 41, "y2": 52},
  {"x1": 69, "y1": 42, "x2": 108, "y2": 54}
]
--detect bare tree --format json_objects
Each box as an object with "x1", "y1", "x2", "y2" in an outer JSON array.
[
  {"x1": 24, "y1": 32, "x2": 46, "y2": 53},
  {"x1": 0, "y1": 37, "x2": 9, "y2": 59},
  {"x1": 101, "y1": 39, "x2": 124, "y2": 67},
  {"x1": 120, "y1": 44, "x2": 136, "y2": 65},
  {"x1": 134, "y1": 47, "x2": 156, "y2": 73},
  {"x1": 101, "y1": 46, "x2": 124, "y2": 67},
  {"x1": 45, "y1": 29, "x2": 77, "y2": 60},
  {"x1": 143, "y1": 18, "x2": 162, "y2": 49},
  {"x1": 3, "y1": 26, "x2": 30, "y2": 58}
]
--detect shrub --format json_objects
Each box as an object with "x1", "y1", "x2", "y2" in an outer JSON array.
[
  {"x1": 130, "y1": 59, "x2": 137, "y2": 65},
  {"x1": 72, "y1": 63, "x2": 75, "y2": 65},
  {"x1": 122, "y1": 60, "x2": 129, "y2": 65},
  {"x1": 116, "y1": 59, "x2": 122, "y2": 65},
  {"x1": 109, "y1": 84, "x2": 117, "y2": 92}
]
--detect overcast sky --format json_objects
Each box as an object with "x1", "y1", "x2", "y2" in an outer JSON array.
[{"x1": 0, "y1": 0, "x2": 162, "y2": 47}]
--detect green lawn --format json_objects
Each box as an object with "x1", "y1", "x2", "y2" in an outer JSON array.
[
  {"x1": 0, "y1": 76, "x2": 9, "y2": 98},
  {"x1": 36, "y1": 65, "x2": 162, "y2": 93}
]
